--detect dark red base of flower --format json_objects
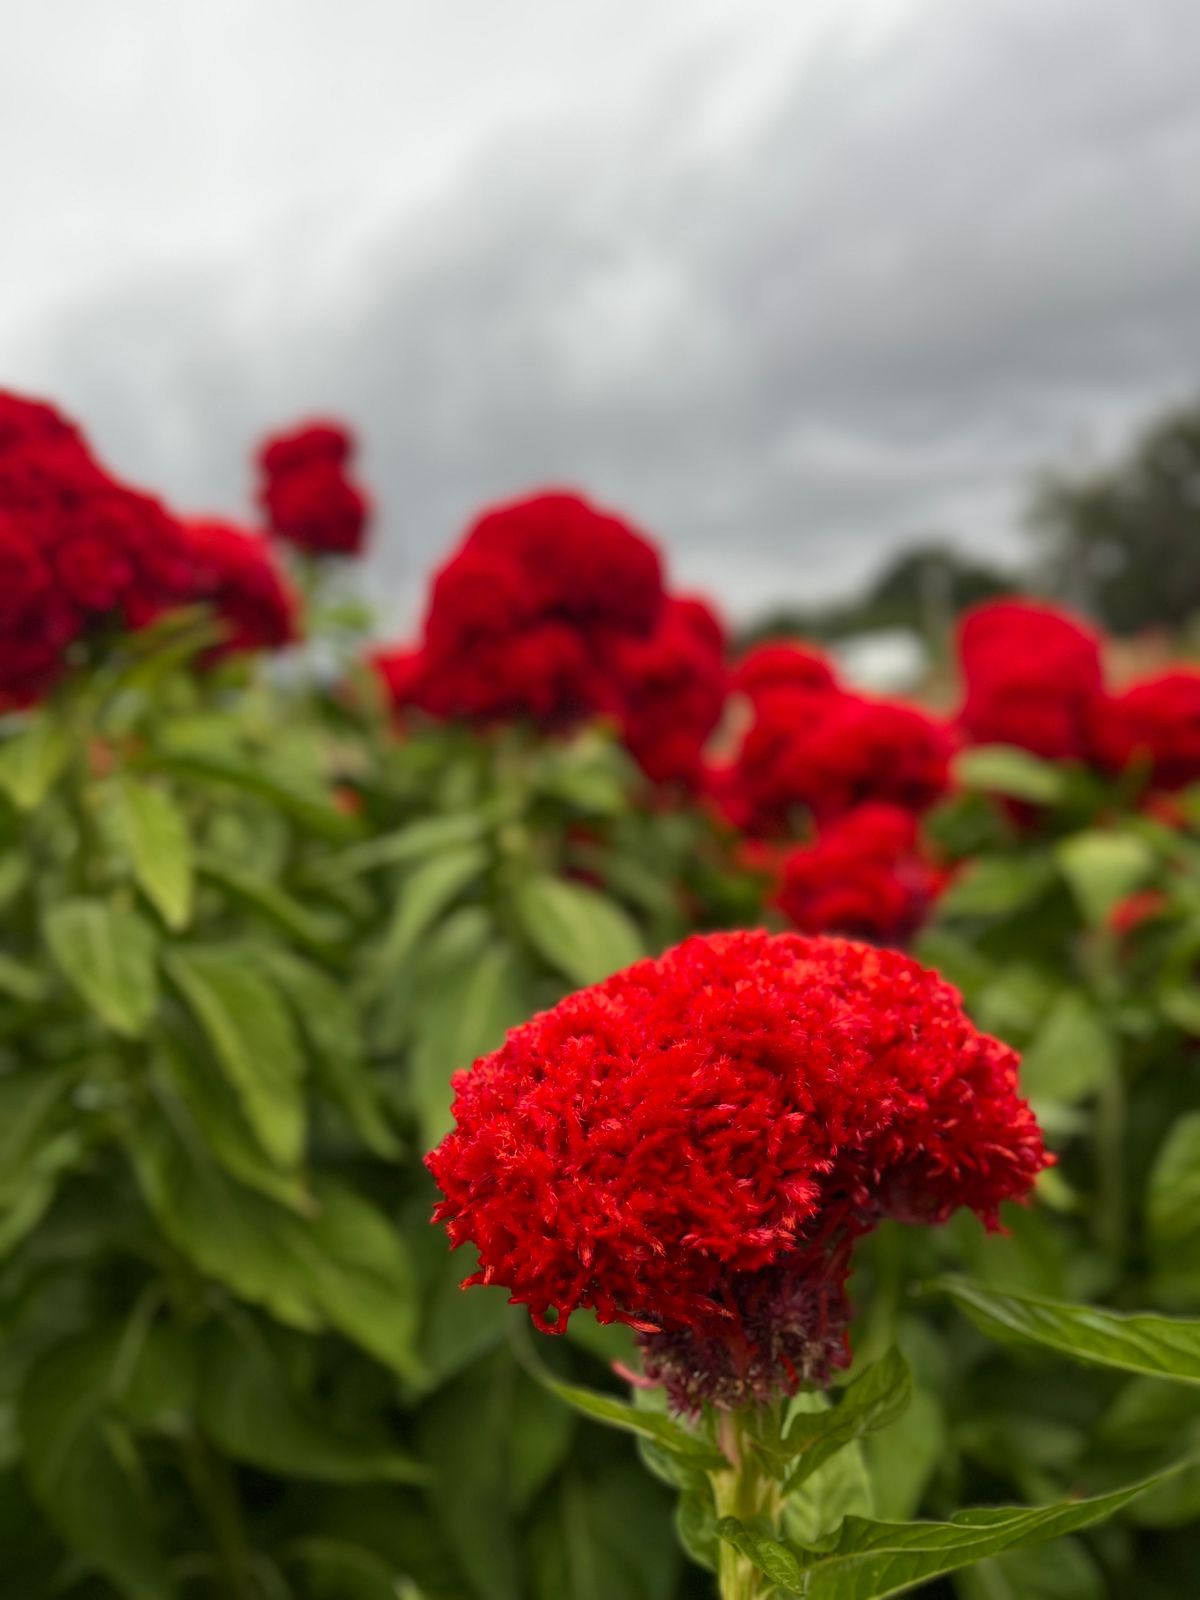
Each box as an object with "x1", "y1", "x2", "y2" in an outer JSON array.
[{"x1": 636, "y1": 1257, "x2": 852, "y2": 1414}]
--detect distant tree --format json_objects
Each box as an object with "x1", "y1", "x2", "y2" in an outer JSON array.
[
  {"x1": 1030, "y1": 402, "x2": 1200, "y2": 634},
  {"x1": 743, "y1": 541, "x2": 1016, "y2": 647}
]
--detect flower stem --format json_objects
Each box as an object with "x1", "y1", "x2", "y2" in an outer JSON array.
[{"x1": 710, "y1": 1410, "x2": 783, "y2": 1600}]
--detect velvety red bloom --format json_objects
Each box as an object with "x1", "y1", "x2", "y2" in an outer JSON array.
[
  {"x1": 185, "y1": 520, "x2": 298, "y2": 656},
  {"x1": 465, "y1": 492, "x2": 664, "y2": 638},
  {"x1": 612, "y1": 597, "x2": 729, "y2": 787},
  {"x1": 0, "y1": 391, "x2": 203, "y2": 704},
  {"x1": 1091, "y1": 671, "x2": 1200, "y2": 792},
  {"x1": 376, "y1": 490, "x2": 684, "y2": 754},
  {"x1": 776, "y1": 804, "x2": 945, "y2": 945},
  {"x1": 257, "y1": 420, "x2": 371, "y2": 557},
  {"x1": 957, "y1": 600, "x2": 1105, "y2": 762},
  {"x1": 732, "y1": 641, "x2": 838, "y2": 703},
  {"x1": 428, "y1": 929, "x2": 1047, "y2": 1410},
  {"x1": 721, "y1": 690, "x2": 955, "y2": 837}
]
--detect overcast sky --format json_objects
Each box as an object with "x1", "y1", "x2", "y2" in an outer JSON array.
[{"x1": 3, "y1": 0, "x2": 1200, "y2": 631}]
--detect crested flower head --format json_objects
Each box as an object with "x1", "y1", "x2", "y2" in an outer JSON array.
[
  {"x1": 731, "y1": 641, "x2": 838, "y2": 704},
  {"x1": 776, "y1": 803, "x2": 946, "y2": 945},
  {"x1": 1091, "y1": 670, "x2": 1200, "y2": 792},
  {"x1": 257, "y1": 419, "x2": 371, "y2": 557},
  {"x1": 0, "y1": 391, "x2": 202, "y2": 704},
  {"x1": 957, "y1": 599, "x2": 1104, "y2": 762},
  {"x1": 720, "y1": 688, "x2": 955, "y2": 837},
  {"x1": 428, "y1": 930, "x2": 1046, "y2": 1410},
  {"x1": 185, "y1": 520, "x2": 299, "y2": 657}
]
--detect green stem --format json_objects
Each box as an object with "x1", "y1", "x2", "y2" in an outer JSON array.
[
  {"x1": 181, "y1": 1429, "x2": 256, "y2": 1600},
  {"x1": 710, "y1": 1411, "x2": 783, "y2": 1600},
  {"x1": 1095, "y1": 1065, "x2": 1127, "y2": 1265}
]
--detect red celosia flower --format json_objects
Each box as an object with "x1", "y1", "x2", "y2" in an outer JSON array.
[
  {"x1": 776, "y1": 804, "x2": 945, "y2": 944},
  {"x1": 732, "y1": 640, "x2": 838, "y2": 703},
  {"x1": 428, "y1": 929, "x2": 1046, "y2": 1410},
  {"x1": 612, "y1": 597, "x2": 728, "y2": 787},
  {"x1": 0, "y1": 391, "x2": 203, "y2": 704},
  {"x1": 957, "y1": 600, "x2": 1105, "y2": 762},
  {"x1": 389, "y1": 491, "x2": 663, "y2": 728},
  {"x1": 257, "y1": 420, "x2": 371, "y2": 557},
  {"x1": 721, "y1": 690, "x2": 955, "y2": 836},
  {"x1": 1091, "y1": 671, "x2": 1200, "y2": 792},
  {"x1": 185, "y1": 520, "x2": 298, "y2": 656}
]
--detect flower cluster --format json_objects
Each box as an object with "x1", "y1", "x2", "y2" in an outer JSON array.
[
  {"x1": 957, "y1": 599, "x2": 1200, "y2": 794},
  {"x1": 429, "y1": 929, "x2": 1047, "y2": 1411},
  {"x1": 776, "y1": 803, "x2": 946, "y2": 944},
  {"x1": 374, "y1": 491, "x2": 728, "y2": 786},
  {"x1": 1091, "y1": 671, "x2": 1200, "y2": 792},
  {"x1": 730, "y1": 640, "x2": 837, "y2": 704},
  {"x1": 957, "y1": 600, "x2": 1104, "y2": 762},
  {"x1": 716, "y1": 661, "x2": 954, "y2": 838},
  {"x1": 185, "y1": 520, "x2": 298, "y2": 657},
  {"x1": 258, "y1": 420, "x2": 371, "y2": 558},
  {"x1": 0, "y1": 392, "x2": 202, "y2": 704}
]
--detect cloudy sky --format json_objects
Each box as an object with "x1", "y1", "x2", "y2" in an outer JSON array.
[{"x1": 3, "y1": 0, "x2": 1200, "y2": 630}]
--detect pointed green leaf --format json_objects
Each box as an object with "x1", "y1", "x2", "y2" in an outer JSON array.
[
  {"x1": 954, "y1": 746, "x2": 1067, "y2": 805},
  {"x1": 199, "y1": 1320, "x2": 426, "y2": 1483},
  {"x1": 1019, "y1": 991, "x2": 1116, "y2": 1108},
  {"x1": 717, "y1": 1461, "x2": 1188, "y2": 1598},
  {"x1": 933, "y1": 1278, "x2": 1200, "y2": 1383},
  {"x1": 1056, "y1": 831, "x2": 1155, "y2": 927},
  {"x1": 254, "y1": 948, "x2": 400, "y2": 1159},
  {"x1": 165, "y1": 946, "x2": 305, "y2": 1169},
  {"x1": 514, "y1": 876, "x2": 645, "y2": 986},
  {"x1": 0, "y1": 712, "x2": 70, "y2": 811},
  {"x1": 751, "y1": 1349, "x2": 911, "y2": 1493},
  {"x1": 44, "y1": 899, "x2": 159, "y2": 1037},
  {"x1": 197, "y1": 854, "x2": 344, "y2": 952},
  {"x1": 19, "y1": 1330, "x2": 174, "y2": 1599},
  {"x1": 530, "y1": 1368, "x2": 724, "y2": 1469},
  {"x1": 116, "y1": 776, "x2": 193, "y2": 929},
  {"x1": 371, "y1": 844, "x2": 488, "y2": 979}
]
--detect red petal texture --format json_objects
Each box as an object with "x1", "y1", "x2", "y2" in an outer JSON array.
[{"x1": 428, "y1": 929, "x2": 1046, "y2": 1407}]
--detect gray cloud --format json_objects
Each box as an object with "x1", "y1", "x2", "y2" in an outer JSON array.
[{"x1": 8, "y1": 0, "x2": 1200, "y2": 631}]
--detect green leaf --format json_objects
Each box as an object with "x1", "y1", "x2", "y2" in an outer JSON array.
[
  {"x1": 528, "y1": 1460, "x2": 681, "y2": 1600},
  {"x1": 753, "y1": 1349, "x2": 911, "y2": 1492},
  {"x1": 44, "y1": 898, "x2": 159, "y2": 1037},
  {"x1": 254, "y1": 948, "x2": 401, "y2": 1159},
  {"x1": 937, "y1": 857, "x2": 1055, "y2": 921},
  {"x1": 954, "y1": 746, "x2": 1068, "y2": 805},
  {"x1": 1146, "y1": 1113, "x2": 1200, "y2": 1299},
  {"x1": 130, "y1": 1114, "x2": 423, "y2": 1379},
  {"x1": 147, "y1": 748, "x2": 356, "y2": 838},
  {"x1": 197, "y1": 854, "x2": 344, "y2": 953},
  {"x1": 1019, "y1": 990, "x2": 1116, "y2": 1108},
  {"x1": 19, "y1": 1330, "x2": 174, "y2": 1599},
  {"x1": 514, "y1": 876, "x2": 645, "y2": 986},
  {"x1": 781, "y1": 1429, "x2": 874, "y2": 1545},
  {"x1": 716, "y1": 1462, "x2": 1190, "y2": 1600},
  {"x1": 199, "y1": 1319, "x2": 426, "y2": 1483},
  {"x1": 1056, "y1": 831, "x2": 1155, "y2": 927},
  {"x1": 933, "y1": 1278, "x2": 1200, "y2": 1383},
  {"x1": 410, "y1": 937, "x2": 532, "y2": 1148},
  {"x1": 372, "y1": 843, "x2": 488, "y2": 978},
  {"x1": 0, "y1": 1064, "x2": 79, "y2": 1210},
  {"x1": 0, "y1": 712, "x2": 70, "y2": 811},
  {"x1": 115, "y1": 776, "x2": 193, "y2": 929},
  {"x1": 312, "y1": 810, "x2": 492, "y2": 882},
  {"x1": 530, "y1": 1368, "x2": 724, "y2": 1469},
  {"x1": 165, "y1": 946, "x2": 306, "y2": 1170},
  {"x1": 0, "y1": 951, "x2": 49, "y2": 1005},
  {"x1": 153, "y1": 1040, "x2": 314, "y2": 1213}
]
